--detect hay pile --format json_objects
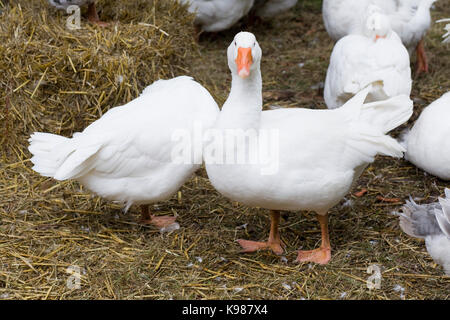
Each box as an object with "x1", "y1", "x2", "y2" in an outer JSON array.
[{"x1": 0, "y1": 0, "x2": 197, "y2": 160}]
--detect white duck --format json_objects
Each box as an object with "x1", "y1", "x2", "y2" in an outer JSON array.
[
  {"x1": 252, "y1": 0, "x2": 298, "y2": 19},
  {"x1": 402, "y1": 92, "x2": 450, "y2": 180},
  {"x1": 28, "y1": 76, "x2": 219, "y2": 231},
  {"x1": 205, "y1": 32, "x2": 413, "y2": 264},
  {"x1": 322, "y1": 0, "x2": 436, "y2": 74},
  {"x1": 180, "y1": 0, "x2": 255, "y2": 32},
  {"x1": 324, "y1": 6, "x2": 412, "y2": 109},
  {"x1": 48, "y1": 0, "x2": 107, "y2": 26},
  {"x1": 400, "y1": 189, "x2": 450, "y2": 275}
]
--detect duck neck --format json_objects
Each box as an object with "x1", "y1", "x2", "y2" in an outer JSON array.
[{"x1": 218, "y1": 68, "x2": 263, "y2": 130}]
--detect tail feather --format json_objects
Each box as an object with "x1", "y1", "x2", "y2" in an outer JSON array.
[
  {"x1": 53, "y1": 145, "x2": 101, "y2": 180},
  {"x1": 28, "y1": 133, "x2": 72, "y2": 178},
  {"x1": 28, "y1": 132, "x2": 100, "y2": 181},
  {"x1": 341, "y1": 88, "x2": 413, "y2": 165},
  {"x1": 358, "y1": 94, "x2": 413, "y2": 133}
]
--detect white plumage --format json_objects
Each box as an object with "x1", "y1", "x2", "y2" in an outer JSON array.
[
  {"x1": 207, "y1": 88, "x2": 413, "y2": 212},
  {"x1": 402, "y1": 92, "x2": 450, "y2": 180},
  {"x1": 252, "y1": 0, "x2": 298, "y2": 18},
  {"x1": 322, "y1": 0, "x2": 435, "y2": 52},
  {"x1": 180, "y1": 0, "x2": 255, "y2": 32},
  {"x1": 204, "y1": 32, "x2": 413, "y2": 264},
  {"x1": 29, "y1": 76, "x2": 219, "y2": 211},
  {"x1": 324, "y1": 7, "x2": 412, "y2": 109},
  {"x1": 400, "y1": 189, "x2": 450, "y2": 275}
]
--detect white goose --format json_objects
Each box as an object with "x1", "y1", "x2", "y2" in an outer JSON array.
[
  {"x1": 400, "y1": 189, "x2": 450, "y2": 275},
  {"x1": 48, "y1": 0, "x2": 107, "y2": 26},
  {"x1": 324, "y1": 6, "x2": 412, "y2": 109},
  {"x1": 402, "y1": 92, "x2": 450, "y2": 180},
  {"x1": 252, "y1": 0, "x2": 298, "y2": 19},
  {"x1": 205, "y1": 32, "x2": 413, "y2": 264},
  {"x1": 322, "y1": 0, "x2": 436, "y2": 74},
  {"x1": 180, "y1": 0, "x2": 255, "y2": 32},
  {"x1": 28, "y1": 76, "x2": 219, "y2": 231}
]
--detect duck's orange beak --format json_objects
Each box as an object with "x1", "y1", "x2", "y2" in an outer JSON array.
[
  {"x1": 236, "y1": 47, "x2": 253, "y2": 78},
  {"x1": 375, "y1": 35, "x2": 386, "y2": 41}
]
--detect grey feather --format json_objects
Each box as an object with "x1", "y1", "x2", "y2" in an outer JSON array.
[
  {"x1": 399, "y1": 198, "x2": 443, "y2": 238},
  {"x1": 436, "y1": 194, "x2": 450, "y2": 237}
]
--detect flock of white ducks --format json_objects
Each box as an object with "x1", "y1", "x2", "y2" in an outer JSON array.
[
  {"x1": 36, "y1": 1, "x2": 450, "y2": 272},
  {"x1": 324, "y1": 5, "x2": 412, "y2": 109},
  {"x1": 322, "y1": 0, "x2": 436, "y2": 74}
]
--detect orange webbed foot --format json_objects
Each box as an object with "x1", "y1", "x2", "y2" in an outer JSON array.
[
  {"x1": 140, "y1": 215, "x2": 179, "y2": 233},
  {"x1": 295, "y1": 246, "x2": 331, "y2": 265},
  {"x1": 87, "y1": 2, "x2": 109, "y2": 27},
  {"x1": 237, "y1": 239, "x2": 284, "y2": 255}
]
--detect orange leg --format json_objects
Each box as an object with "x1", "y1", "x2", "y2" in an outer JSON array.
[
  {"x1": 415, "y1": 38, "x2": 428, "y2": 75},
  {"x1": 140, "y1": 205, "x2": 178, "y2": 232},
  {"x1": 237, "y1": 210, "x2": 284, "y2": 255},
  {"x1": 296, "y1": 213, "x2": 331, "y2": 265},
  {"x1": 87, "y1": 2, "x2": 109, "y2": 27}
]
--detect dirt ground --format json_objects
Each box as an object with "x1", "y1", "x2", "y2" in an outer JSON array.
[{"x1": 1, "y1": 0, "x2": 449, "y2": 299}]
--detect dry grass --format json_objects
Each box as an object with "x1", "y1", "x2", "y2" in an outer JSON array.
[
  {"x1": 0, "y1": 0, "x2": 197, "y2": 159},
  {"x1": 0, "y1": 0, "x2": 449, "y2": 300}
]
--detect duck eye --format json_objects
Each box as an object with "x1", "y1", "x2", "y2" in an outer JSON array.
[{"x1": 234, "y1": 41, "x2": 237, "y2": 46}]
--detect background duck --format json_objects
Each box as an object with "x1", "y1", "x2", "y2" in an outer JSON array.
[
  {"x1": 401, "y1": 92, "x2": 450, "y2": 180},
  {"x1": 400, "y1": 189, "x2": 450, "y2": 275},
  {"x1": 251, "y1": 0, "x2": 298, "y2": 19},
  {"x1": 48, "y1": 0, "x2": 108, "y2": 26},
  {"x1": 28, "y1": 76, "x2": 219, "y2": 231},
  {"x1": 322, "y1": 0, "x2": 436, "y2": 74},
  {"x1": 180, "y1": 0, "x2": 255, "y2": 33},
  {"x1": 205, "y1": 32, "x2": 413, "y2": 264},
  {"x1": 324, "y1": 6, "x2": 412, "y2": 109}
]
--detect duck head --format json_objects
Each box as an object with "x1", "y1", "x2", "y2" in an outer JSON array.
[
  {"x1": 363, "y1": 5, "x2": 392, "y2": 42},
  {"x1": 228, "y1": 31, "x2": 262, "y2": 79}
]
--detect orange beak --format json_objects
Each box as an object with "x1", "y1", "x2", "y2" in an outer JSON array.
[
  {"x1": 375, "y1": 35, "x2": 386, "y2": 41},
  {"x1": 235, "y1": 47, "x2": 253, "y2": 78}
]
